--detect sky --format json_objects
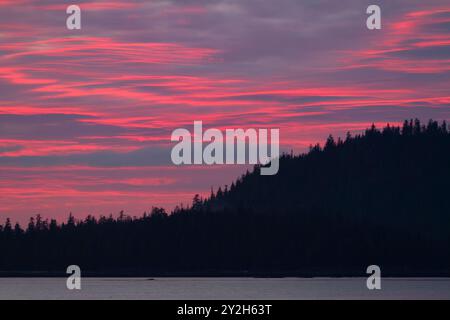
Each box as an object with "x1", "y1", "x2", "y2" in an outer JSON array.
[{"x1": 0, "y1": 0, "x2": 449, "y2": 224}]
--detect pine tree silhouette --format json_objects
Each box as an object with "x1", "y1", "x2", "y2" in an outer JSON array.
[{"x1": 1, "y1": 119, "x2": 449, "y2": 276}]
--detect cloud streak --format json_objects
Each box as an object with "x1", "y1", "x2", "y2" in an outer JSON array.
[{"x1": 0, "y1": 0, "x2": 449, "y2": 223}]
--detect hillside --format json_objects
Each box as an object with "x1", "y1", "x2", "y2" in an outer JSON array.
[{"x1": 1, "y1": 119, "x2": 449, "y2": 276}]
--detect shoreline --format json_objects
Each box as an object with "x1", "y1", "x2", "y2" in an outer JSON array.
[{"x1": 1, "y1": 270, "x2": 449, "y2": 278}]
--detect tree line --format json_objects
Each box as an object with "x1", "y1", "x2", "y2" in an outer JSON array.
[{"x1": 0, "y1": 119, "x2": 449, "y2": 276}]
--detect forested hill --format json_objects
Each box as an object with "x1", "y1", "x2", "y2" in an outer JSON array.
[
  {"x1": 0, "y1": 119, "x2": 449, "y2": 276},
  {"x1": 203, "y1": 119, "x2": 450, "y2": 224}
]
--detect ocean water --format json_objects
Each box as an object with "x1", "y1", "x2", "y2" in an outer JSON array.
[{"x1": 0, "y1": 277, "x2": 449, "y2": 300}]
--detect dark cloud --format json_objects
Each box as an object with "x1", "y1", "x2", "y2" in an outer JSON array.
[
  {"x1": 0, "y1": 114, "x2": 169, "y2": 140},
  {"x1": 423, "y1": 21, "x2": 450, "y2": 33},
  {"x1": 390, "y1": 46, "x2": 450, "y2": 59},
  {"x1": 0, "y1": 145, "x2": 172, "y2": 167},
  {"x1": 0, "y1": 145, "x2": 23, "y2": 154}
]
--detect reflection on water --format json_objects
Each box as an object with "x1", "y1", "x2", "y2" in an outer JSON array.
[{"x1": 0, "y1": 277, "x2": 449, "y2": 300}]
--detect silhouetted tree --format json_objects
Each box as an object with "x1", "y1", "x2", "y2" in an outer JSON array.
[{"x1": 1, "y1": 119, "x2": 449, "y2": 276}]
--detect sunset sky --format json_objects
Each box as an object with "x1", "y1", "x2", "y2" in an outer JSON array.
[{"x1": 1, "y1": 0, "x2": 449, "y2": 224}]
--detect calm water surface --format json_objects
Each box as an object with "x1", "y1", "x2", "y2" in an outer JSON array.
[{"x1": 0, "y1": 277, "x2": 449, "y2": 300}]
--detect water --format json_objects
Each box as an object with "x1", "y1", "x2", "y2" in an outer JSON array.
[{"x1": 0, "y1": 278, "x2": 449, "y2": 300}]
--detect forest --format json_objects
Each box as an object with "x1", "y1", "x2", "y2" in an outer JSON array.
[{"x1": 0, "y1": 119, "x2": 449, "y2": 276}]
